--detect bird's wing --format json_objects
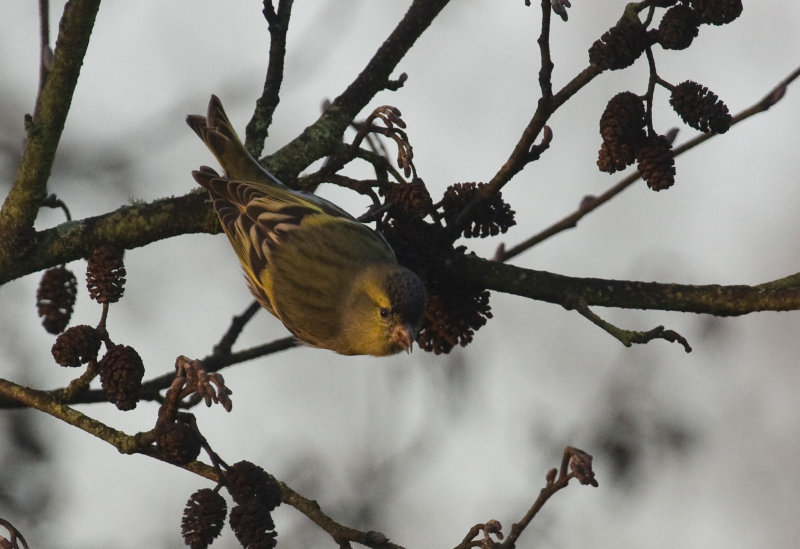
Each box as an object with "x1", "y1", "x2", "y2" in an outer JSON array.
[{"x1": 191, "y1": 167, "x2": 395, "y2": 313}]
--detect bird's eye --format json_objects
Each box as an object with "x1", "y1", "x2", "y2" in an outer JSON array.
[{"x1": 379, "y1": 307, "x2": 390, "y2": 319}]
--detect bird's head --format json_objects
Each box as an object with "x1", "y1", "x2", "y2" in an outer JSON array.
[{"x1": 341, "y1": 264, "x2": 427, "y2": 356}]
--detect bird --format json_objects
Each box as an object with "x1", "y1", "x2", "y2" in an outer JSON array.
[{"x1": 186, "y1": 95, "x2": 426, "y2": 356}]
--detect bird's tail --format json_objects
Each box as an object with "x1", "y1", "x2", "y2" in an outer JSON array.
[{"x1": 186, "y1": 95, "x2": 285, "y2": 187}]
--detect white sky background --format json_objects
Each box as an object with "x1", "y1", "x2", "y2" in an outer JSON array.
[{"x1": 1, "y1": 1, "x2": 800, "y2": 548}]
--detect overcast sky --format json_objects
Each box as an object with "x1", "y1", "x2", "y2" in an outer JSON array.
[{"x1": 2, "y1": 2, "x2": 800, "y2": 548}]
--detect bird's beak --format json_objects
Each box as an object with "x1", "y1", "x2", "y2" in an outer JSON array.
[{"x1": 394, "y1": 324, "x2": 416, "y2": 354}]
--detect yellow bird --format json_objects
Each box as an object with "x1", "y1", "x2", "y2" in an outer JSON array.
[{"x1": 187, "y1": 96, "x2": 426, "y2": 355}]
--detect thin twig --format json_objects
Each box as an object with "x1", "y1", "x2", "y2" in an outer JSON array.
[
  {"x1": 136, "y1": 336, "x2": 299, "y2": 403},
  {"x1": 537, "y1": 0, "x2": 554, "y2": 101},
  {"x1": 0, "y1": 518, "x2": 29, "y2": 549},
  {"x1": 573, "y1": 299, "x2": 692, "y2": 353},
  {"x1": 0, "y1": 336, "x2": 298, "y2": 410},
  {"x1": 283, "y1": 483, "x2": 407, "y2": 549},
  {"x1": 301, "y1": 146, "x2": 410, "y2": 197},
  {"x1": 500, "y1": 447, "x2": 597, "y2": 548},
  {"x1": 38, "y1": 0, "x2": 51, "y2": 94},
  {"x1": 453, "y1": 447, "x2": 597, "y2": 549},
  {"x1": 449, "y1": 57, "x2": 600, "y2": 237},
  {"x1": 245, "y1": 0, "x2": 294, "y2": 158},
  {"x1": 213, "y1": 301, "x2": 262, "y2": 357},
  {"x1": 40, "y1": 193, "x2": 72, "y2": 221}
]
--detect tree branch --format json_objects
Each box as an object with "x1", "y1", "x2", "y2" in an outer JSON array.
[
  {"x1": 0, "y1": 377, "x2": 145, "y2": 454},
  {"x1": 0, "y1": 375, "x2": 405, "y2": 548},
  {"x1": 283, "y1": 482, "x2": 407, "y2": 549},
  {"x1": 0, "y1": 0, "x2": 453, "y2": 284},
  {"x1": 497, "y1": 64, "x2": 800, "y2": 261},
  {"x1": 0, "y1": 0, "x2": 101, "y2": 267},
  {"x1": 0, "y1": 191, "x2": 216, "y2": 285},
  {"x1": 263, "y1": 0, "x2": 452, "y2": 184},
  {"x1": 4, "y1": 192, "x2": 800, "y2": 321},
  {"x1": 444, "y1": 253, "x2": 800, "y2": 316}
]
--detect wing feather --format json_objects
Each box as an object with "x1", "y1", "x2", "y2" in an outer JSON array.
[{"x1": 191, "y1": 168, "x2": 394, "y2": 319}]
